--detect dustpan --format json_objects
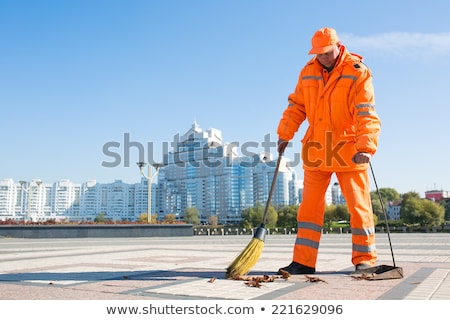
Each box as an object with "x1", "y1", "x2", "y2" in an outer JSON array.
[
  {"x1": 351, "y1": 264, "x2": 404, "y2": 280},
  {"x1": 350, "y1": 163, "x2": 404, "y2": 280}
]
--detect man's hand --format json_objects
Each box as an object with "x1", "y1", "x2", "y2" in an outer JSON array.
[
  {"x1": 352, "y1": 152, "x2": 372, "y2": 164},
  {"x1": 277, "y1": 139, "x2": 289, "y2": 155}
]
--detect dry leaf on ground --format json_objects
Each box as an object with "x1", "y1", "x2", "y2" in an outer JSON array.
[{"x1": 304, "y1": 275, "x2": 328, "y2": 283}]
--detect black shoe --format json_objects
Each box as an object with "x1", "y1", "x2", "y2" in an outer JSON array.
[
  {"x1": 278, "y1": 261, "x2": 315, "y2": 275},
  {"x1": 355, "y1": 263, "x2": 372, "y2": 272}
]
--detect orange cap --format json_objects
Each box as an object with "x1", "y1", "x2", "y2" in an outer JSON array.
[{"x1": 308, "y1": 27, "x2": 339, "y2": 54}]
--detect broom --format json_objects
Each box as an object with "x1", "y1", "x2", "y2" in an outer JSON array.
[{"x1": 225, "y1": 153, "x2": 283, "y2": 279}]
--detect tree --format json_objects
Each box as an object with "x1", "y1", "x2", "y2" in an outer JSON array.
[
  {"x1": 208, "y1": 215, "x2": 219, "y2": 227},
  {"x1": 324, "y1": 204, "x2": 377, "y2": 229},
  {"x1": 370, "y1": 187, "x2": 400, "y2": 218},
  {"x1": 184, "y1": 207, "x2": 200, "y2": 225},
  {"x1": 370, "y1": 192, "x2": 383, "y2": 217},
  {"x1": 138, "y1": 213, "x2": 158, "y2": 223},
  {"x1": 441, "y1": 200, "x2": 450, "y2": 221},
  {"x1": 276, "y1": 205, "x2": 298, "y2": 228},
  {"x1": 164, "y1": 213, "x2": 176, "y2": 224},
  {"x1": 323, "y1": 204, "x2": 350, "y2": 229},
  {"x1": 324, "y1": 205, "x2": 336, "y2": 230},
  {"x1": 241, "y1": 204, "x2": 257, "y2": 228},
  {"x1": 379, "y1": 188, "x2": 400, "y2": 201},
  {"x1": 421, "y1": 200, "x2": 445, "y2": 226},
  {"x1": 240, "y1": 202, "x2": 277, "y2": 228},
  {"x1": 400, "y1": 192, "x2": 445, "y2": 226},
  {"x1": 94, "y1": 212, "x2": 107, "y2": 223},
  {"x1": 335, "y1": 204, "x2": 350, "y2": 221}
]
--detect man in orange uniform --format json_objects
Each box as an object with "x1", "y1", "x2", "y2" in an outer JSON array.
[{"x1": 277, "y1": 27, "x2": 381, "y2": 274}]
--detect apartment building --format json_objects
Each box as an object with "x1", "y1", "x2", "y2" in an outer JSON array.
[{"x1": 1, "y1": 123, "x2": 335, "y2": 224}]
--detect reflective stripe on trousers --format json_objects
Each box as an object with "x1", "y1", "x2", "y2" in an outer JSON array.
[{"x1": 293, "y1": 169, "x2": 377, "y2": 268}]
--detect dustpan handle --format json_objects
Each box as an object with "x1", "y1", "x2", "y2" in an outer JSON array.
[
  {"x1": 262, "y1": 153, "x2": 283, "y2": 225},
  {"x1": 370, "y1": 161, "x2": 396, "y2": 267}
]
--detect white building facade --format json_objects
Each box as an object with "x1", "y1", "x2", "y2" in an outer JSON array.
[{"x1": 1, "y1": 123, "x2": 345, "y2": 224}]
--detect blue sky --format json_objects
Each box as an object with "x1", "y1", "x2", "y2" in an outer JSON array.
[{"x1": 1, "y1": 0, "x2": 450, "y2": 197}]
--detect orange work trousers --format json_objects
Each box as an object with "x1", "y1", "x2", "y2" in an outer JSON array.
[{"x1": 293, "y1": 169, "x2": 377, "y2": 268}]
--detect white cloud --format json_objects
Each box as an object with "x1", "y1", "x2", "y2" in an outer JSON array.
[{"x1": 340, "y1": 32, "x2": 450, "y2": 61}]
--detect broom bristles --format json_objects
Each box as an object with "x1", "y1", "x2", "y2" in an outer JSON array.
[{"x1": 225, "y1": 238, "x2": 265, "y2": 279}]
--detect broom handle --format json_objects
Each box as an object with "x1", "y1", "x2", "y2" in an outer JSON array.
[{"x1": 262, "y1": 153, "x2": 282, "y2": 225}]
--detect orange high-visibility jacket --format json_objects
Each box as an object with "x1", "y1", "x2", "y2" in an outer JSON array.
[{"x1": 277, "y1": 45, "x2": 381, "y2": 171}]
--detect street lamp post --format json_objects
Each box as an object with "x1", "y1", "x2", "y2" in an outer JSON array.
[{"x1": 137, "y1": 162, "x2": 163, "y2": 223}]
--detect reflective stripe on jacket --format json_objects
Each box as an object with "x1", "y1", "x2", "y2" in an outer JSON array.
[{"x1": 277, "y1": 45, "x2": 381, "y2": 171}]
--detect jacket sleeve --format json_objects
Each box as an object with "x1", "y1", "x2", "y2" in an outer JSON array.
[
  {"x1": 277, "y1": 75, "x2": 307, "y2": 141},
  {"x1": 353, "y1": 67, "x2": 381, "y2": 155}
]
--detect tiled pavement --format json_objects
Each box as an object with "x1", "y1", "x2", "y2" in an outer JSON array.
[{"x1": 0, "y1": 233, "x2": 449, "y2": 301}]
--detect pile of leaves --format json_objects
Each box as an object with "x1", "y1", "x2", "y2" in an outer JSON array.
[{"x1": 214, "y1": 272, "x2": 327, "y2": 288}]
